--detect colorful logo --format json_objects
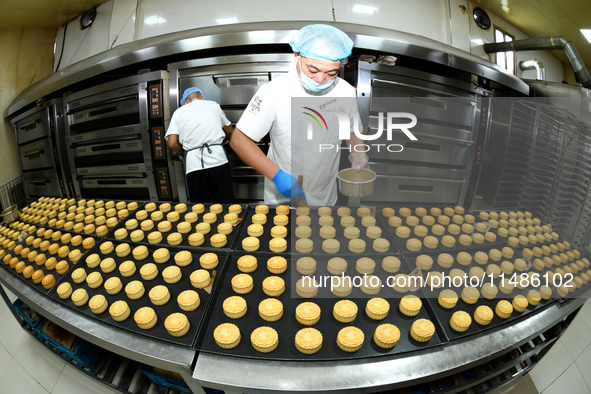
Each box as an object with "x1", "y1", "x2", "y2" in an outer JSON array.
[{"x1": 302, "y1": 107, "x2": 328, "y2": 131}]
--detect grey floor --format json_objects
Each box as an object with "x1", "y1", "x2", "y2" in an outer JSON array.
[{"x1": 0, "y1": 285, "x2": 590, "y2": 394}]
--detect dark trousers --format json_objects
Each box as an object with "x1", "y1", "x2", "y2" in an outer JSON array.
[{"x1": 186, "y1": 163, "x2": 235, "y2": 203}]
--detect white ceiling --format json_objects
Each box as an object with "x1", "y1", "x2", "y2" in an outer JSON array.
[
  {"x1": 473, "y1": 0, "x2": 591, "y2": 71},
  {"x1": 1, "y1": 0, "x2": 590, "y2": 73}
]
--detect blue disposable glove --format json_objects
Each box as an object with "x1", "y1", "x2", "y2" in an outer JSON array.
[{"x1": 272, "y1": 169, "x2": 307, "y2": 202}]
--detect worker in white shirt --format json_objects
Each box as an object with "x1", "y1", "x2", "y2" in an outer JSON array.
[
  {"x1": 166, "y1": 87, "x2": 235, "y2": 203},
  {"x1": 230, "y1": 24, "x2": 369, "y2": 206}
]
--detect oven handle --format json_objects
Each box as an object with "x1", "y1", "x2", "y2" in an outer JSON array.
[
  {"x1": 212, "y1": 72, "x2": 271, "y2": 84},
  {"x1": 366, "y1": 126, "x2": 473, "y2": 145},
  {"x1": 22, "y1": 149, "x2": 45, "y2": 158},
  {"x1": 28, "y1": 179, "x2": 50, "y2": 186},
  {"x1": 66, "y1": 94, "x2": 138, "y2": 115},
  {"x1": 19, "y1": 119, "x2": 41, "y2": 131},
  {"x1": 76, "y1": 173, "x2": 148, "y2": 181},
  {"x1": 376, "y1": 174, "x2": 465, "y2": 183}
]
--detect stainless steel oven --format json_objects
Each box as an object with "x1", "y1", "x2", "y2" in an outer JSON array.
[
  {"x1": 168, "y1": 54, "x2": 294, "y2": 202},
  {"x1": 345, "y1": 61, "x2": 491, "y2": 207},
  {"x1": 63, "y1": 71, "x2": 175, "y2": 201},
  {"x1": 11, "y1": 98, "x2": 73, "y2": 199}
]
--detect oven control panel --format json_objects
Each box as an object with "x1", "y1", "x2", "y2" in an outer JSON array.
[
  {"x1": 149, "y1": 83, "x2": 163, "y2": 119},
  {"x1": 155, "y1": 167, "x2": 172, "y2": 200},
  {"x1": 151, "y1": 126, "x2": 167, "y2": 160}
]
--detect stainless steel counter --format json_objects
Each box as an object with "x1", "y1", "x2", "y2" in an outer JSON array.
[
  {"x1": 0, "y1": 267, "x2": 195, "y2": 377},
  {"x1": 191, "y1": 294, "x2": 588, "y2": 393},
  {"x1": 1, "y1": 254, "x2": 587, "y2": 394}
]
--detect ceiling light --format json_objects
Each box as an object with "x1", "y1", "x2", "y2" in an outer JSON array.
[
  {"x1": 144, "y1": 16, "x2": 166, "y2": 25},
  {"x1": 352, "y1": 5, "x2": 377, "y2": 14},
  {"x1": 581, "y1": 29, "x2": 591, "y2": 43},
  {"x1": 471, "y1": 39, "x2": 485, "y2": 45},
  {"x1": 216, "y1": 17, "x2": 239, "y2": 24}
]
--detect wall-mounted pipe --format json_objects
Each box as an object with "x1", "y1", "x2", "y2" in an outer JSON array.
[
  {"x1": 483, "y1": 36, "x2": 591, "y2": 88},
  {"x1": 519, "y1": 59, "x2": 546, "y2": 81}
]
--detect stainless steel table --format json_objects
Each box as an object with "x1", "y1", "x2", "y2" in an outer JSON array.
[
  {"x1": 191, "y1": 294, "x2": 588, "y2": 393},
  {"x1": 0, "y1": 268, "x2": 196, "y2": 385},
  {"x1": 2, "y1": 253, "x2": 589, "y2": 394}
]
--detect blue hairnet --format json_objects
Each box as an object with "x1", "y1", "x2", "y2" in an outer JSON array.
[
  {"x1": 180, "y1": 87, "x2": 204, "y2": 106},
  {"x1": 289, "y1": 24, "x2": 353, "y2": 61}
]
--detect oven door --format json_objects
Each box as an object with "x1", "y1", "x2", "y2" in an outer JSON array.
[
  {"x1": 15, "y1": 108, "x2": 50, "y2": 145},
  {"x1": 359, "y1": 163, "x2": 466, "y2": 205},
  {"x1": 73, "y1": 137, "x2": 147, "y2": 168},
  {"x1": 19, "y1": 139, "x2": 55, "y2": 171},
  {"x1": 23, "y1": 170, "x2": 61, "y2": 197}
]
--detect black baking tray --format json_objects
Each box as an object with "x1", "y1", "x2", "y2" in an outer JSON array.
[
  {"x1": 380, "y1": 220, "x2": 506, "y2": 257},
  {"x1": 469, "y1": 209, "x2": 563, "y2": 244},
  {"x1": 289, "y1": 207, "x2": 400, "y2": 257},
  {"x1": 0, "y1": 230, "x2": 94, "y2": 294},
  {"x1": 235, "y1": 205, "x2": 291, "y2": 254},
  {"x1": 401, "y1": 250, "x2": 561, "y2": 340},
  {"x1": 198, "y1": 251, "x2": 447, "y2": 361},
  {"x1": 49, "y1": 239, "x2": 230, "y2": 347},
  {"x1": 423, "y1": 290, "x2": 558, "y2": 341},
  {"x1": 18, "y1": 200, "x2": 144, "y2": 231},
  {"x1": 107, "y1": 203, "x2": 249, "y2": 251}
]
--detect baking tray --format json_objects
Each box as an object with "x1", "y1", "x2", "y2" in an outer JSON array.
[
  {"x1": 198, "y1": 252, "x2": 447, "y2": 361},
  {"x1": 424, "y1": 291, "x2": 558, "y2": 341},
  {"x1": 49, "y1": 239, "x2": 230, "y2": 347},
  {"x1": 288, "y1": 207, "x2": 400, "y2": 257},
  {"x1": 0, "y1": 230, "x2": 95, "y2": 294},
  {"x1": 18, "y1": 200, "x2": 143, "y2": 230},
  {"x1": 380, "y1": 220, "x2": 506, "y2": 257},
  {"x1": 401, "y1": 250, "x2": 562, "y2": 339},
  {"x1": 469, "y1": 209, "x2": 563, "y2": 244},
  {"x1": 107, "y1": 203, "x2": 248, "y2": 251},
  {"x1": 235, "y1": 205, "x2": 291, "y2": 254}
]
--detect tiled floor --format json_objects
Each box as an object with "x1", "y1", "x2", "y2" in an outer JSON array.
[{"x1": 0, "y1": 285, "x2": 590, "y2": 394}]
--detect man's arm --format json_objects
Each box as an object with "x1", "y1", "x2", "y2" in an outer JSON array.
[
  {"x1": 167, "y1": 134, "x2": 184, "y2": 156},
  {"x1": 230, "y1": 128, "x2": 279, "y2": 180},
  {"x1": 222, "y1": 124, "x2": 234, "y2": 140}
]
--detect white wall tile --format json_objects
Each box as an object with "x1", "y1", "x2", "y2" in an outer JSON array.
[
  {"x1": 542, "y1": 363, "x2": 590, "y2": 394},
  {"x1": 0, "y1": 308, "x2": 26, "y2": 356},
  {"x1": 13, "y1": 335, "x2": 65, "y2": 392},
  {"x1": 0, "y1": 358, "x2": 49, "y2": 394},
  {"x1": 52, "y1": 364, "x2": 117, "y2": 394},
  {"x1": 530, "y1": 339, "x2": 574, "y2": 392},
  {"x1": 560, "y1": 315, "x2": 591, "y2": 360},
  {"x1": 53, "y1": 0, "x2": 566, "y2": 83},
  {"x1": 137, "y1": 0, "x2": 335, "y2": 39},
  {"x1": 108, "y1": 0, "x2": 137, "y2": 49}
]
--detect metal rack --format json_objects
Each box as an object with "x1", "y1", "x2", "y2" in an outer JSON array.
[
  {"x1": 0, "y1": 177, "x2": 26, "y2": 213},
  {"x1": 490, "y1": 100, "x2": 535, "y2": 209},
  {"x1": 551, "y1": 117, "x2": 591, "y2": 248},
  {"x1": 519, "y1": 103, "x2": 567, "y2": 222}
]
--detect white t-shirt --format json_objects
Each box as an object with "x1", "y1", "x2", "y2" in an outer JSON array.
[
  {"x1": 165, "y1": 99, "x2": 231, "y2": 174},
  {"x1": 236, "y1": 65, "x2": 361, "y2": 205}
]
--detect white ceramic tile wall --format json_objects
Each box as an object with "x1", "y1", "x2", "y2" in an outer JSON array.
[
  {"x1": 136, "y1": 0, "x2": 335, "y2": 39},
  {"x1": 448, "y1": 0, "x2": 470, "y2": 51},
  {"x1": 59, "y1": 1, "x2": 113, "y2": 69},
  {"x1": 108, "y1": 0, "x2": 137, "y2": 49},
  {"x1": 52, "y1": 0, "x2": 568, "y2": 83}
]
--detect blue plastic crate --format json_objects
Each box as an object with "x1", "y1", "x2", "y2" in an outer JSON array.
[
  {"x1": 35, "y1": 320, "x2": 97, "y2": 368},
  {"x1": 13, "y1": 299, "x2": 45, "y2": 329},
  {"x1": 138, "y1": 364, "x2": 192, "y2": 393}
]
